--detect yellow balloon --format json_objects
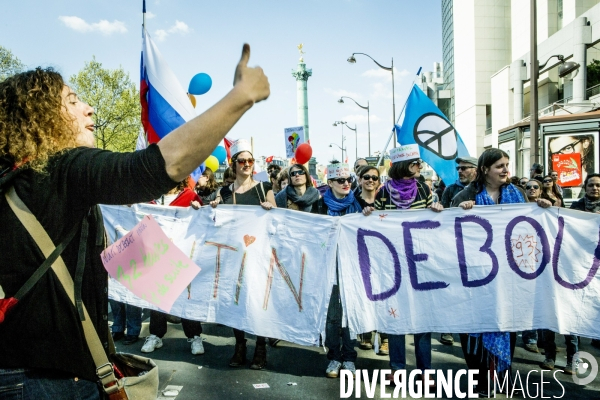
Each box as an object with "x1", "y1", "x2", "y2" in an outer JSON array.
[
  {"x1": 187, "y1": 93, "x2": 196, "y2": 108},
  {"x1": 205, "y1": 155, "x2": 219, "y2": 172}
]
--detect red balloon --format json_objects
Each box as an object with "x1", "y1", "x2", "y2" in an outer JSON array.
[{"x1": 295, "y1": 143, "x2": 312, "y2": 164}]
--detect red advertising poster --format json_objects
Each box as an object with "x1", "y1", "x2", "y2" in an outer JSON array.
[{"x1": 552, "y1": 153, "x2": 582, "y2": 187}]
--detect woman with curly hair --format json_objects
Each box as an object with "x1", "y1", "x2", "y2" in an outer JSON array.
[{"x1": 0, "y1": 43, "x2": 269, "y2": 398}]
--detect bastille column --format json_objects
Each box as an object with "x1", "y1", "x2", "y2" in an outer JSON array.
[{"x1": 291, "y1": 44, "x2": 312, "y2": 141}]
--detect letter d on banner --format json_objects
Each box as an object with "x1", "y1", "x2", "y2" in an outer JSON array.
[
  {"x1": 340, "y1": 370, "x2": 353, "y2": 398},
  {"x1": 357, "y1": 229, "x2": 401, "y2": 301}
]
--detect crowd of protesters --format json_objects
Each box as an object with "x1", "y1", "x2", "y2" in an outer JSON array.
[
  {"x1": 105, "y1": 140, "x2": 600, "y2": 396},
  {"x1": 1, "y1": 64, "x2": 598, "y2": 398}
]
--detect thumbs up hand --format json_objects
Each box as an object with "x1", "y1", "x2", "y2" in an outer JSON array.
[{"x1": 233, "y1": 44, "x2": 270, "y2": 104}]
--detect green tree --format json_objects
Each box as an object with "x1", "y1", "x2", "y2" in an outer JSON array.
[
  {"x1": 0, "y1": 45, "x2": 25, "y2": 81},
  {"x1": 587, "y1": 59, "x2": 600, "y2": 89},
  {"x1": 70, "y1": 57, "x2": 140, "y2": 152}
]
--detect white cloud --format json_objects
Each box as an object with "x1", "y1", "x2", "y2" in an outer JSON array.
[
  {"x1": 154, "y1": 29, "x2": 168, "y2": 41},
  {"x1": 362, "y1": 67, "x2": 409, "y2": 81},
  {"x1": 371, "y1": 82, "x2": 392, "y2": 99},
  {"x1": 58, "y1": 16, "x2": 127, "y2": 35},
  {"x1": 342, "y1": 114, "x2": 381, "y2": 124},
  {"x1": 154, "y1": 20, "x2": 191, "y2": 41},
  {"x1": 145, "y1": 11, "x2": 156, "y2": 19}
]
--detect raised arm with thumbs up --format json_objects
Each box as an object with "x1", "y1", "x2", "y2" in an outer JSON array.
[{"x1": 158, "y1": 44, "x2": 270, "y2": 182}]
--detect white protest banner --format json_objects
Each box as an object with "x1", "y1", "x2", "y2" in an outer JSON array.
[
  {"x1": 284, "y1": 126, "x2": 305, "y2": 159},
  {"x1": 102, "y1": 204, "x2": 338, "y2": 346},
  {"x1": 337, "y1": 204, "x2": 600, "y2": 338}
]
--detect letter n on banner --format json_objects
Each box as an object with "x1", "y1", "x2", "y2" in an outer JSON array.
[{"x1": 263, "y1": 248, "x2": 305, "y2": 311}]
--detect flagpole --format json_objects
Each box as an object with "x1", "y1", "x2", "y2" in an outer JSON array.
[
  {"x1": 142, "y1": 0, "x2": 146, "y2": 30},
  {"x1": 376, "y1": 67, "x2": 422, "y2": 167}
]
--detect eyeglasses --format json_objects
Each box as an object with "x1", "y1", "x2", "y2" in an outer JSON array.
[
  {"x1": 552, "y1": 139, "x2": 582, "y2": 155},
  {"x1": 410, "y1": 160, "x2": 423, "y2": 167},
  {"x1": 456, "y1": 166, "x2": 476, "y2": 172},
  {"x1": 330, "y1": 177, "x2": 354, "y2": 185},
  {"x1": 290, "y1": 170, "x2": 306, "y2": 177},
  {"x1": 526, "y1": 184, "x2": 540, "y2": 190},
  {"x1": 236, "y1": 158, "x2": 255, "y2": 166},
  {"x1": 519, "y1": 181, "x2": 528, "y2": 185},
  {"x1": 543, "y1": 179, "x2": 553, "y2": 183},
  {"x1": 361, "y1": 174, "x2": 379, "y2": 182}
]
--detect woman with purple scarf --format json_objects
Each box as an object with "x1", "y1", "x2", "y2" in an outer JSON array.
[
  {"x1": 452, "y1": 148, "x2": 551, "y2": 396},
  {"x1": 374, "y1": 144, "x2": 443, "y2": 389}
]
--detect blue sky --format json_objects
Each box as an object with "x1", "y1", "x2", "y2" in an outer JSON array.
[{"x1": 2, "y1": 0, "x2": 442, "y2": 166}]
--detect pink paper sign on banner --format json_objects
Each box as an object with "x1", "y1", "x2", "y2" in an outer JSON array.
[{"x1": 101, "y1": 214, "x2": 200, "y2": 312}]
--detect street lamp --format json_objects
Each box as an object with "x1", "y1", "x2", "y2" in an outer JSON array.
[
  {"x1": 329, "y1": 142, "x2": 346, "y2": 162},
  {"x1": 338, "y1": 96, "x2": 370, "y2": 156},
  {"x1": 333, "y1": 121, "x2": 357, "y2": 160},
  {"x1": 348, "y1": 52, "x2": 396, "y2": 147}
]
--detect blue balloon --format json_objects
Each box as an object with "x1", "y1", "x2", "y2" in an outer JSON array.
[
  {"x1": 188, "y1": 73, "x2": 212, "y2": 95},
  {"x1": 211, "y1": 146, "x2": 227, "y2": 164}
]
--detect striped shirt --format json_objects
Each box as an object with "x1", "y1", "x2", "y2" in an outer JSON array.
[{"x1": 374, "y1": 180, "x2": 432, "y2": 210}]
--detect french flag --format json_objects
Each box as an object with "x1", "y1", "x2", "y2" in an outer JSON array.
[{"x1": 140, "y1": 27, "x2": 205, "y2": 182}]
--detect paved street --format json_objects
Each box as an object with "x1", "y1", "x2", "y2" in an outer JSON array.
[{"x1": 112, "y1": 316, "x2": 600, "y2": 399}]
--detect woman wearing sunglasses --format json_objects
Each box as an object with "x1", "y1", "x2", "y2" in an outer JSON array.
[
  {"x1": 357, "y1": 166, "x2": 380, "y2": 208},
  {"x1": 210, "y1": 139, "x2": 276, "y2": 370},
  {"x1": 311, "y1": 163, "x2": 373, "y2": 379},
  {"x1": 275, "y1": 163, "x2": 320, "y2": 212},
  {"x1": 524, "y1": 179, "x2": 543, "y2": 202},
  {"x1": 451, "y1": 148, "x2": 551, "y2": 395},
  {"x1": 373, "y1": 144, "x2": 442, "y2": 388},
  {"x1": 540, "y1": 174, "x2": 564, "y2": 207}
]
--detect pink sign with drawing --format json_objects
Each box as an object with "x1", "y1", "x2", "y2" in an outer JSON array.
[{"x1": 101, "y1": 214, "x2": 201, "y2": 312}]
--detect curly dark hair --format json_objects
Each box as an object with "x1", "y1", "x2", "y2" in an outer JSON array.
[{"x1": 0, "y1": 68, "x2": 77, "y2": 171}]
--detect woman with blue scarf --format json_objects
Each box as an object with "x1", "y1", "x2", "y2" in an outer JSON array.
[
  {"x1": 374, "y1": 144, "x2": 443, "y2": 390},
  {"x1": 312, "y1": 163, "x2": 373, "y2": 379},
  {"x1": 452, "y1": 148, "x2": 551, "y2": 396}
]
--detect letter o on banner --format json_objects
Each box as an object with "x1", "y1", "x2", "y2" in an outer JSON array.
[{"x1": 504, "y1": 216, "x2": 551, "y2": 279}]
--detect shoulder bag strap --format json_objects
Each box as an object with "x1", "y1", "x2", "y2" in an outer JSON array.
[{"x1": 4, "y1": 187, "x2": 120, "y2": 396}]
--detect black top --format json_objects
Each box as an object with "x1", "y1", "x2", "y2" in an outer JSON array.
[
  {"x1": 357, "y1": 195, "x2": 375, "y2": 208},
  {"x1": 0, "y1": 144, "x2": 176, "y2": 381},
  {"x1": 220, "y1": 181, "x2": 273, "y2": 205},
  {"x1": 441, "y1": 183, "x2": 465, "y2": 208},
  {"x1": 570, "y1": 197, "x2": 586, "y2": 211}
]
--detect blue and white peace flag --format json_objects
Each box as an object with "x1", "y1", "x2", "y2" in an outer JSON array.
[{"x1": 396, "y1": 85, "x2": 470, "y2": 184}]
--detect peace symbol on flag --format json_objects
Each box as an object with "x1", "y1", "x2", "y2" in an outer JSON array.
[{"x1": 413, "y1": 113, "x2": 458, "y2": 160}]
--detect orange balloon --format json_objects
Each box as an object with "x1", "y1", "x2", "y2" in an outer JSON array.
[{"x1": 187, "y1": 93, "x2": 196, "y2": 108}]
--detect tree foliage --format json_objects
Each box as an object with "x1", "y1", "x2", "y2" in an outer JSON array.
[
  {"x1": 587, "y1": 59, "x2": 600, "y2": 89},
  {"x1": 0, "y1": 45, "x2": 25, "y2": 82},
  {"x1": 70, "y1": 57, "x2": 140, "y2": 152}
]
